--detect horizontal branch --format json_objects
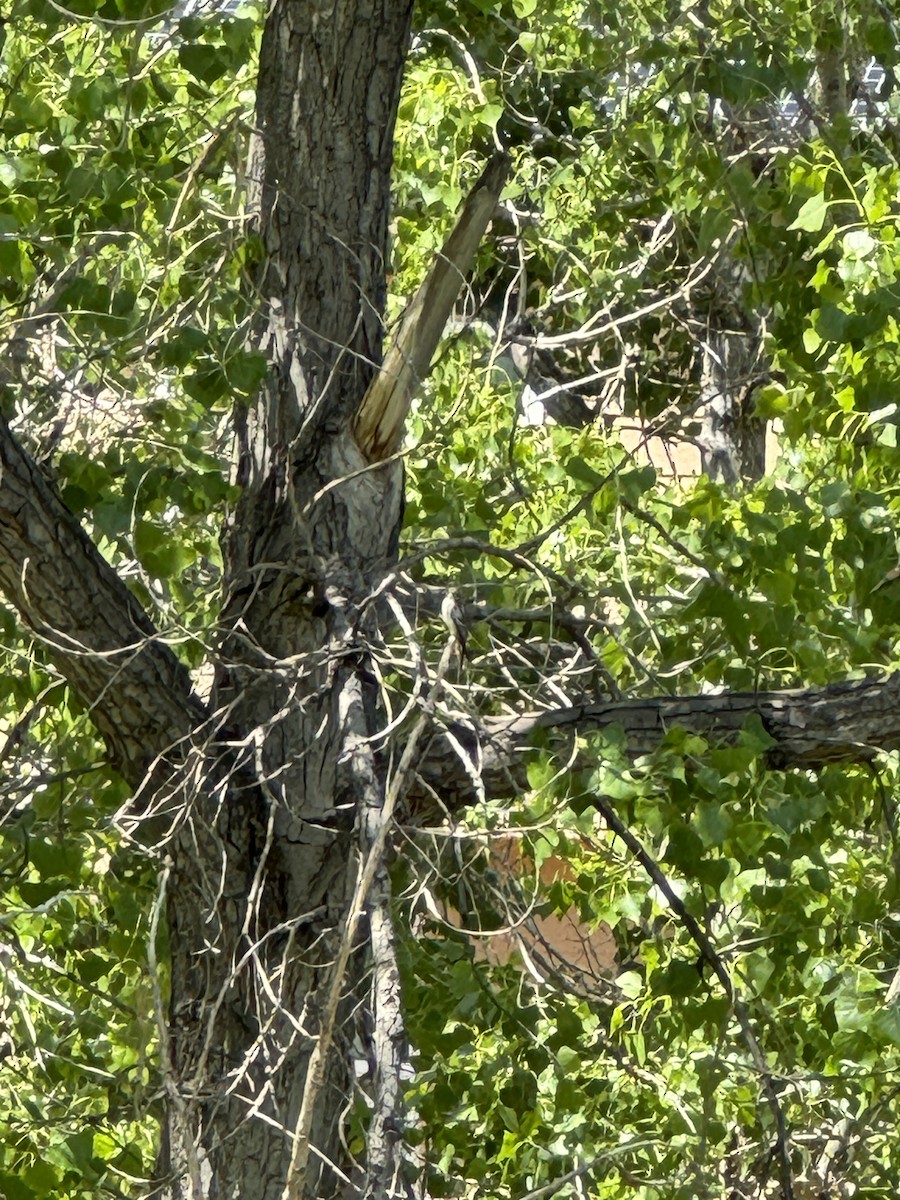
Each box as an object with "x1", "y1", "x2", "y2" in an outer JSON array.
[
  {"x1": 412, "y1": 673, "x2": 900, "y2": 812},
  {"x1": 0, "y1": 414, "x2": 206, "y2": 787},
  {"x1": 1, "y1": 417, "x2": 895, "y2": 817}
]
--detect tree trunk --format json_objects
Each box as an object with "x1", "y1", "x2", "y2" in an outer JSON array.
[
  {"x1": 156, "y1": 1, "x2": 413, "y2": 1195},
  {"x1": 697, "y1": 265, "x2": 767, "y2": 486},
  {"x1": 698, "y1": 325, "x2": 766, "y2": 484}
]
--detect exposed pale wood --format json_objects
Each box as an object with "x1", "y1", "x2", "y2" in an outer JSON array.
[
  {"x1": 0, "y1": 5, "x2": 895, "y2": 1197},
  {"x1": 353, "y1": 152, "x2": 510, "y2": 461},
  {"x1": 164, "y1": 1, "x2": 419, "y2": 1196}
]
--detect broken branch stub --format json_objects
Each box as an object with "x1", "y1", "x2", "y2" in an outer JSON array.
[{"x1": 354, "y1": 152, "x2": 510, "y2": 461}]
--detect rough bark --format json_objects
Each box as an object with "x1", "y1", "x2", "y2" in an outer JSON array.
[
  {"x1": 5, "y1": 355, "x2": 900, "y2": 1194},
  {"x1": 153, "y1": 1, "x2": 415, "y2": 1196},
  {"x1": 0, "y1": 411, "x2": 205, "y2": 789},
  {"x1": 412, "y1": 672, "x2": 900, "y2": 813},
  {"x1": 697, "y1": 311, "x2": 767, "y2": 485}
]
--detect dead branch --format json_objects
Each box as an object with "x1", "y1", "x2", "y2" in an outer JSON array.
[
  {"x1": 410, "y1": 673, "x2": 900, "y2": 813},
  {"x1": 353, "y1": 152, "x2": 510, "y2": 461}
]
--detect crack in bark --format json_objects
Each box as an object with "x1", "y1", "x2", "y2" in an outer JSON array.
[
  {"x1": 410, "y1": 673, "x2": 900, "y2": 813},
  {"x1": 1, "y1": 4, "x2": 898, "y2": 1196},
  {"x1": 0, "y1": 411, "x2": 895, "y2": 823}
]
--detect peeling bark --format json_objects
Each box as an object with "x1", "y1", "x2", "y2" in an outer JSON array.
[
  {"x1": 156, "y1": 1, "x2": 416, "y2": 1195},
  {"x1": 5, "y1": 360, "x2": 900, "y2": 1192},
  {"x1": 697, "y1": 311, "x2": 766, "y2": 485}
]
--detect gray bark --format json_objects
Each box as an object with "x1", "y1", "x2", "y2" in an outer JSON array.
[
  {"x1": 0, "y1": 411, "x2": 204, "y2": 791},
  {"x1": 697, "y1": 307, "x2": 766, "y2": 485},
  {"x1": 3, "y1": 384, "x2": 900, "y2": 1192},
  {"x1": 157, "y1": 0, "x2": 415, "y2": 1196},
  {"x1": 411, "y1": 672, "x2": 900, "y2": 814}
]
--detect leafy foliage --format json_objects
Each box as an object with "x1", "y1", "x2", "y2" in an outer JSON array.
[{"x1": 4, "y1": 0, "x2": 900, "y2": 1196}]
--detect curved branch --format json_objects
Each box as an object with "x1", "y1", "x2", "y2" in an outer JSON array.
[{"x1": 0, "y1": 414, "x2": 206, "y2": 787}]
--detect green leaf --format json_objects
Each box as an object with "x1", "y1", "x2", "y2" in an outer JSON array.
[
  {"x1": 788, "y1": 193, "x2": 829, "y2": 233},
  {"x1": 664, "y1": 823, "x2": 704, "y2": 869},
  {"x1": 158, "y1": 325, "x2": 210, "y2": 368},
  {"x1": 564, "y1": 455, "x2": 605, "y2": 487},
  {"x1": 179, "y1": 44, "x2": 229, "y2": 86},
  {"x1": 225, "y1": 349, "x2": 269, "y2": 396},
  {"x1": 694, "y1": 801, "x2": 732, "y2": 846},
  {"x1": 739, "y1": 714, "x2": 777, "y2": 755},
  {"x1": 134, "y1": 520, "x2": 197, "y2": 580},
  {"x1": 655, "y1": 959, "x2": 701, "y2": 998},
  {"x1": 1, "y1": 1173, "x2": 38, "y2": 1200}
]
